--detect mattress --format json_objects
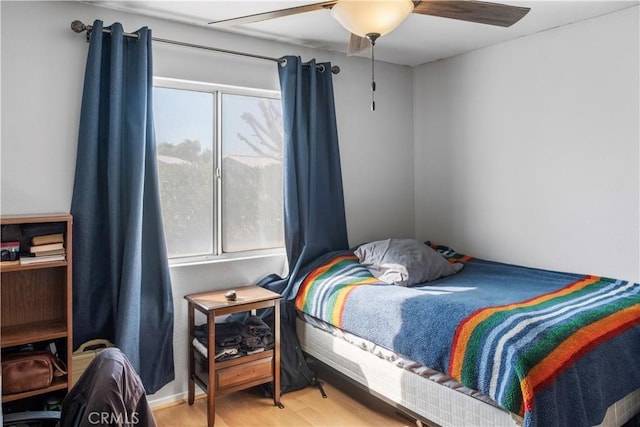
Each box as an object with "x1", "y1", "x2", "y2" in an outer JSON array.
[
  {"x1": 296, "y1": 314, "x2": 640, "y2": 427},
  {"x1": 293, "y1": 246, "x2": 640, "y2": 426}
]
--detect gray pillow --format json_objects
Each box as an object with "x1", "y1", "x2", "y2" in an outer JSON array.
[{"x1": 354, "y1": 238, "x2": 463, "y2": 286}]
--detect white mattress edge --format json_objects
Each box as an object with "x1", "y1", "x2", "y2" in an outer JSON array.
[{"x1": 296, "y1": 317, "x2": 640, "y2": 427}]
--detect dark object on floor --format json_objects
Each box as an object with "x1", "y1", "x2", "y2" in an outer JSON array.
[
  {"x1": 262, "y1": 302, "x2": 325, "y2": 397},
  {"x1": 3, "y1": 348, "x2": 156, "y2": 427}
]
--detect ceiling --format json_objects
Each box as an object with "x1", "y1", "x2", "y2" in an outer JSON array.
[{"x1": 84, "y1": 1, "x2": 639, "y2": 66}]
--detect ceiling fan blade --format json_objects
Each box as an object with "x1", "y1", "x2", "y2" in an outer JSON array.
[
  {"x1": 208, "y1": 1, "x2": 337, "y2": 26},
  {"x1": 347, "y1": 33, "x2": 371, "y2": 56},
  {"x1": 412, "y1": 0, "x2": 530, "y2": 27}
]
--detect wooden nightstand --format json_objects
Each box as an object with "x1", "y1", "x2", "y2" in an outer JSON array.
[{"x1": 185, "y1": 286, "x2": 282, "y2": 427}]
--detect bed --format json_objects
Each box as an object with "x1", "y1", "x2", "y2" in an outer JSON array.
[{"x1": 291, "y1": 240, "x2": 640, "y2": 427}]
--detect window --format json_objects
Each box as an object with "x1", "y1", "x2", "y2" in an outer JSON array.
[{"x1": 153, "y1": 78, "x2": 284, "y2": 260}]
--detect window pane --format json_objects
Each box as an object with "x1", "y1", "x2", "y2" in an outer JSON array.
[
  {"x1": 221, "y1": 94, "x2": 284, "y2": 253},
  {"x1": 154, "y1": 87, "x2": 214, "y2": 258}
]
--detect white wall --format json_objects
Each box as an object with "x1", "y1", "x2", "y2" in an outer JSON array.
[{"x1": 413, "y1": 7, "x2": 640, "y2": 282}]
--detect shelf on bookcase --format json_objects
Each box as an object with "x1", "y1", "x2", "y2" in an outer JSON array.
[
  {"x1": 0, "y1": 260, "x2": 67, "y2": 273},
  {"x1": 1, "y1": 376, "x2": 68, "y2": 403},
  {"x1": 1, "y1": 319, "x2": 68, "y2": 348}
]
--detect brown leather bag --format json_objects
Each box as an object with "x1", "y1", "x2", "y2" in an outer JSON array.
[{"x1": 2, "y1": 351, "x2": 67, "y2": 395}]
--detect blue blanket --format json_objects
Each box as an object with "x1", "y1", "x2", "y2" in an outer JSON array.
[{"x1": 294, "y1": 247, "x2": 640, "y2": 427}]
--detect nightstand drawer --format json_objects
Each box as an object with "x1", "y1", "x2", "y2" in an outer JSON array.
[{"x1": 216, "y1": 356, "x2": 273, "y2": 391}]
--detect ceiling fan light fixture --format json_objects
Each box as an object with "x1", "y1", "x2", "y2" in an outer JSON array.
[{"x1": 331, "y1": 0, "x2": 414, "y2": 37}]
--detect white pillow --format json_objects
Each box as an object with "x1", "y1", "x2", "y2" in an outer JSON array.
[{"x1": 354, "y1": 238, "x2": 463, "y2": 286}]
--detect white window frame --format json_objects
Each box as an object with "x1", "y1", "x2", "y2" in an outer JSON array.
[{"x1": 153, "y1": 77, "x2": 285, "y2": 266}]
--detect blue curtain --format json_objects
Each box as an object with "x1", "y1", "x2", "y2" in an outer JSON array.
[
  {"x1": 261, "y1": 56, "x2": 348, "y2": 299},
  {"x1": 70, "y1": 20, "x2": 174, "y2": 394}
]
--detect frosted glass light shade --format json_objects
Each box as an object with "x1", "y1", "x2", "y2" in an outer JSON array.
[{"x1": 331, "y1": 0, "x2": 414, "y2": 37}]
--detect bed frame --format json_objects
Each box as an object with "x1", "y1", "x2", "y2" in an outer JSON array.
[{"x1": 296, "y1": 317, "x2": 640, "y2": 427}]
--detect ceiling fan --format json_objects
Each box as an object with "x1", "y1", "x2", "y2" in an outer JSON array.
[
  {"x1": 209, "y1": 0, "x2": 531, "y2": 110},
  {"x1": 209, "y1": 1, "x2": 531, "y2": 30}
]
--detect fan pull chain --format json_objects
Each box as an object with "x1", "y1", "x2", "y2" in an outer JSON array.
[
  {"x1": 371, "y1": 42, "x2": 376, "y2": 111},
  {"x1": 366, "y1": 33, "x2": 380, "y2": 112}
]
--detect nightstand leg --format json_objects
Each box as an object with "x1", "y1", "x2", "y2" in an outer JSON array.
[
  {"x1": 188, "y1": 303, "x2": 195, "y2": 405},
  {"x1": 273, "y1": 300, "x2": 281, "y2": 407},
  {"x1": 207, "y1": 313, "x2": 216, "y2": 427}
]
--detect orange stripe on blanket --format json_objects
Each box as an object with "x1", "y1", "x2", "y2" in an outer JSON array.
[
  {"x1": 447, "y1": 256, "x2": 472, "y2": 263},
  {"x1": 520, "y1": 303, "x2": 640, "y2": 413},
  {"x1": 295, "y1": 254, "x2": 357, "y2": 310},
  {"x1": 449, "y1": 275, "x2": 600, "y2": 379},
  {"x1": 332, "y1": 277, "x2": 379, "y2": 327}
]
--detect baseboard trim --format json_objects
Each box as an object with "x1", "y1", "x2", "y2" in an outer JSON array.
[{"x1": 148, "y1": 391, "x2": 206, "y2": 410}]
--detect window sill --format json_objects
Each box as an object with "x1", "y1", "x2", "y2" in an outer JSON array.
[{"x1": 168, "y1": 247, "x2": 286, "y2": 268}]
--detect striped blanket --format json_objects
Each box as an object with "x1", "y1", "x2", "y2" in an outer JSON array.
[
  {"x1": 295, "y1": 253, "x2": 385, "y2": 327},
  {"x1": 294, "y1": 247, "x2": 640, "y2": 427}
]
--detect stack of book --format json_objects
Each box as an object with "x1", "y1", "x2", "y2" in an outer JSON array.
[{"x1": 20, "y1": 233, "x2": 66, "y2": 265}]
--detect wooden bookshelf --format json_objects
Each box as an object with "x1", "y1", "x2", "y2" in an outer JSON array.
[{"x1": 1, "y1": 213, "x2": 73, "y2": 405}]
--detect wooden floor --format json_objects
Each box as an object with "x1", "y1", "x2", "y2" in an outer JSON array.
[{"x1": 153, "y1": 379, "x2": 412, "y2": 427}]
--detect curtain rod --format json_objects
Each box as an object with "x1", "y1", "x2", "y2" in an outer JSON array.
[{"x1": 70, "y1": 20, "x2": 340, "y2": 74}]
